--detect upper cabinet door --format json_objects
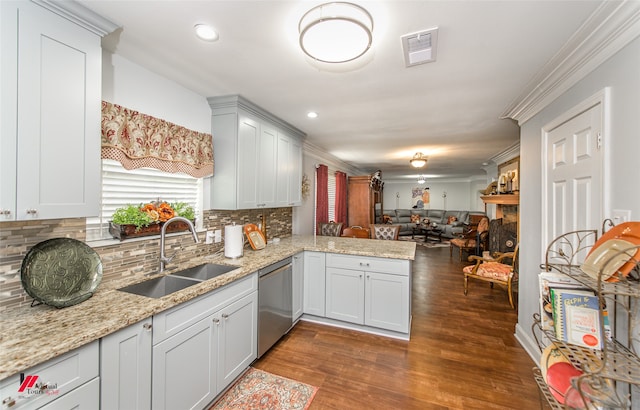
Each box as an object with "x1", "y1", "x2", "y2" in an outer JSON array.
[
  {"x1": 257, "y1": 124, "x2": 277, "y2": 208},
  {"x1": 237, "y1": 115, "x2": 260, "y2": 209},
  {"x1": 10, "y1": 2, "x2": 101, "y2": 220}
]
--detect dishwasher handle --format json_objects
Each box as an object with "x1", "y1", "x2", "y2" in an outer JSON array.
[
  {"x1": 259, "y1": 257, "x2": 292, "y2": 277},
  {"x1": 259, "y1": 263, "x2": 291, "y2": 279}
]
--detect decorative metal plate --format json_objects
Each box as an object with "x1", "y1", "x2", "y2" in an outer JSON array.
[{"x1": 21, "y1": 238, "x2": 103, "y2": 308}]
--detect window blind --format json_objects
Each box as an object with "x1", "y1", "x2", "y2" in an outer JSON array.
[{"x1": 86, "y1": 159, "x2": 203, "y2": 241}]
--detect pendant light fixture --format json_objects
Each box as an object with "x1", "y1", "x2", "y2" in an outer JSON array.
[
  {"x1": 410, "y1": 152, "x2": 428, "y2": 168},
  {"x1": 417, "y1": 175, "x2": 426, "y2": 184},
  {"x1": 299, "y1": 2, "x2": 374, "y2": 63}
]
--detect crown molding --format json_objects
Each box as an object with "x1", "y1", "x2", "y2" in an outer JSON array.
[
  {"x1": 302, "y1": 141, "x2": 366, "y2": 175},
  {"x1": 490, "y1": 141, "x2": 520, "y2": 165},
  {"x1": 501, "y1": 0, "x2": 640, "y2": 125},
  {"x1": 32, "y1": 0, "x2": 119, "y2": 36}
]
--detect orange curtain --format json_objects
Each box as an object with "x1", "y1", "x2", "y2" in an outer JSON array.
[
  {"x1": 316, "y1": 165, "x2": 328, "y2": 233},
  {"x1": 101, "y1": 101, "x2": 214, "y2": 178},
  {"x1": 335, "y1": 171, "x2": 347, "y2": 225}
]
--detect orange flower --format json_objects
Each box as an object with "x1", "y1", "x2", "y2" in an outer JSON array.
[{"x1": 157, "y1": 202, "x2": 175, "y2": 222}]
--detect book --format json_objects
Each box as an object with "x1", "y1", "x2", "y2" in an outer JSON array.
[
  {"x1": 551, "y1": 288, "x2": 603, "y2": 349},
  {"x1": 538, "y1": 271, "x2": 585, "y2": 331}
]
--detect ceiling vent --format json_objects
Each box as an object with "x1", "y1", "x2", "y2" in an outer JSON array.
[{"x1": 401, "y1": 27, "x2": 438, "y2": 67}]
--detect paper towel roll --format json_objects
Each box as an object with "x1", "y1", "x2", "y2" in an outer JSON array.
[{"x1": 224, "y1": 224, "x2": 243, "y2": 259}]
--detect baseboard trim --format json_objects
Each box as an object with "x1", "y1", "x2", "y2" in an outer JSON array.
[
  {"x1": 515, "y1": 323, "x2": 541, "y2": 367},
  {"x1": 300, "y1": 314, "x2": 410, "y2": 341}
]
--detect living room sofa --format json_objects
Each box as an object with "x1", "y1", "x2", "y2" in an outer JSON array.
[{"x1": 379, "y1": 209, "x2": 486, "y2": 239}]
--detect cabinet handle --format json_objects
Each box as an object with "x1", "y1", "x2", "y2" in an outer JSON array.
[
  {"x1": 1, "y1": 209, "x2": 11, "y2": 217},
  {"x1": 26, "y1": 209, "x2": 37, "y2": 216},
  {"x1": 143, "y1": 323, "x2": 152, "y2": 331},
  {"x1": 222, "y1": 313, "x2": 229, "y2": 319},
  {"x1": 359, "y1": 274, "x2": 363, "y2": 278},
  {"x1": 213, "y1": 318, "x2": 220, "y2": 324}
]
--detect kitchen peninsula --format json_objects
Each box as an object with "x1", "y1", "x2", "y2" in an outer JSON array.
[{"x1": 0, "y1": 235, "x2": 415, "y2": 402}]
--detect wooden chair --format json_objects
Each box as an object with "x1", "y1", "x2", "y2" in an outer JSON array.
[
  {"x1": 342, "y1": 226, "x2": 370, "y2": 238},
  {"x1": 370, "y1": 224, "x2": 400, "y2": 240},
  {"x1": 463, "y1": 244, "x2": 519, "y2": 309},
  {"x1": 318, "y1": 222, "x2": 343, "y2": 236},
  {"x1": 449, "y1": 216, "x2": 489, "y2": 261}
]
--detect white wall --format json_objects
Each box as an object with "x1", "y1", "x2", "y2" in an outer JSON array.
[
  {"x1": 516, "y1": 36, "x2": 640, "y2": 358},
  {"x1": 102, "y1": 52, "x2": 211, "y2": 133},
  {"x1": 383, "y1": 180, "x2": 486, "y2": 211}
]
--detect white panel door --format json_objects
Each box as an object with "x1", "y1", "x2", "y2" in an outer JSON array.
[
  {"x1": 16, "y1": 2, "x2": 101, "y2": 219},
  {"x1": 100, "y1": 320, "x2": 152, "y2": 410},
  {"x1": 303, "y1": 251, "x2": 326, "y2": 316},
  {"x1": 325, "y1": 267, "x2": 364, "y2": 324},
  {"x1": 544, "y1": 101, "x2": 603, "y2": 258},
  {"x1": 237, "y1": 116, "x2": 260, "y2": 209},
  {"x1": 365, "y1": 272, "x2": 410, "y2": 333},
  {"x1": 258, "y1": 124, "x2": 277, "y2": 207}
]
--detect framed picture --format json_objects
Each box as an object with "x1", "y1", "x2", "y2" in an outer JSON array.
[
  {"x1": 498, "y1": 157, "x2": 519, "y2": 193},
  {"x1": 412, "y1": 187, "x2": 429, "y2": 208}
]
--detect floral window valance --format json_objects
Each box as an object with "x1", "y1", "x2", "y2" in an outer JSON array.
[{"x1": 101, "y1": 101, "x2": 214, "y2": 178}]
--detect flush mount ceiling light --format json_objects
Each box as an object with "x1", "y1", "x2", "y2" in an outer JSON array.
[
  {"x1": 194, "y1": 24, "x2": 219, "y2": 42},
  {"x1": 410, "y1": 152, "x2": 428, "y2": 168},
  {"x1": 299, "y1": 2, "x2": 373, "y2": 63},
  {"x1": 307, "y1": 111, "x2": 319, "y2": 118}
]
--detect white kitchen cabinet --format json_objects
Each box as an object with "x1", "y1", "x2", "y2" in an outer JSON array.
[
  {"x1": 151, "y1": 273, "x2": 258, "y2": 409},
  {"x1": 207, "y1": 95, "x2": 305, "y2": 210},
  {"x1": 324, "y1": 254, "x2": 411, "y2": 334},
  {"x1": 216, "y1": 292, "x2": 258, "y2": 389},
  {"x1": 152, "y1": 314, "x2": 216, "y2": 410},
  {"x1": 38, "y1": 377, "x2": 99, "y2": 410},
  {"x1": 275, "y1": 133, "x2": 303, "y2": 207},
  {"x1": 303, "y1": 251, "x2": 326, "y2": 316},
  {"x1": 100, "y1": 319, "x2": 152, "y2": 410},
  {"x1": 292, "y1": 253, "x2": 304, "y2": 321},
  {"x1": 0, "y1": 1, "x2": 115, "y2": 220},
  {"x1": 0, "y1": 341, "x2": 99, "y2": 410}
]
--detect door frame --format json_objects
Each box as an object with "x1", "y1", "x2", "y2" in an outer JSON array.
[{"x1": 541, "y1": 88, "x2": 610, "y2": 255}]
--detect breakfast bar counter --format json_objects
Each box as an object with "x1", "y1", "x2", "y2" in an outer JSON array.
[{"x1": 0, "y1": 235, "x2": 415, "y2": 381}]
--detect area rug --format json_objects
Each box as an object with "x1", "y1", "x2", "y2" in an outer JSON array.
[
  {"x1": 398, "y1": 235, "x2": 450, "y2": 248},
  {"x1": 210, "y1": 368, "x2": 318, "y2": 410}
]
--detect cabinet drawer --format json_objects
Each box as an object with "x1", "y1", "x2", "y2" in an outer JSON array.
[
  {"x1": 325, "y1": 253, "x2": 410, "y2": 276},
  {"x1": 153, "y1": 273, "x2": 257, "y2": 344},
  {"x1": 0, "y1": 341, "x2": 99, "y2": 410},
  {"x1": 38, "y1": 377, "x2": 99, "y2": 410}
]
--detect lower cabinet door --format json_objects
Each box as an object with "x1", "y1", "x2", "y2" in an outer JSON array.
[
  {"x1": 100, "y1": 319, "x2": 152, "y2": 410},
  {"x1": 152, "y1": 317, "x2": 217, "y2": 410},
  {"x1": 216, "y1": 291, "x2": 258, "y2": 393},
  {"x1": 39, "y1": 377, "x2": 100, "y2": 410},
  {"x1": 303, "y1": 251, "x2": 326, "y2": 316},
  {"x1": 292, "y1": 253, "x2": 304, "y2": 321},
  {"x1": 365, "y1": 272, "x2": 410, "y2": 333},
  {"x1": 325, "y1": 267, "x2": 364, "y2": 324}
]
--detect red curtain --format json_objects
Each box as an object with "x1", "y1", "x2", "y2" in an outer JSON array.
[
  {"x1": 335, "y1": 171, "x2": 347, "y2": 225},
  {"x1": 316, "y1": 164, "x2": 329, "y2": 233}
]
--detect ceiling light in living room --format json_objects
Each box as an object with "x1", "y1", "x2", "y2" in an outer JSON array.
[
  {"x1": 410, "y1": 152, "x2": 428, "y2": 168},
  {"x1": 417, "y1": 175, "x2": 426, "y2": 184},
  {"x1": 194, "y1": 24, "x2": 219, "y2": 42},
  {"x1": 298, "y1": 2, "x2": 373, "y2": 63}
]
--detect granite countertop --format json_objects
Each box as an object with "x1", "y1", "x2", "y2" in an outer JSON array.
[{"x1": 0, "y1": 235, "x2": 415, "y2": 381}]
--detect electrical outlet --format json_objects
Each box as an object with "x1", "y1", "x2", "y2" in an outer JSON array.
[
  {"x1": 612, "y1": 209, "x2": 632, "y2": 224},
  {"x1": 214, "y1": 229, "x2": 222, "y2": 243},
  {"x1": 205, "y1": 231, "x2": 214, "y2": 244}
]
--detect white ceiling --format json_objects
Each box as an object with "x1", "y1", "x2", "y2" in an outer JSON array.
[{"x1": 78, "y1": 0, "x2": 603, "y2": 182}]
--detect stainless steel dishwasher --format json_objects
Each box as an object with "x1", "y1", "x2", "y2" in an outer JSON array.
[{"x1": 258, "y1": 257, "x2": 293, "y2": 358}]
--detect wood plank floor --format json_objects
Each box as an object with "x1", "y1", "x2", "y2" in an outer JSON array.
[{"x1": 254, "y1": 244, "x2": 543, "y2": 409}]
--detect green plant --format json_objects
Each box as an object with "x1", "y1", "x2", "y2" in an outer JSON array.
[
  {"x1": 112, "y1": 204, "x2": 154, "y2": 230},
  {"x1": 171, "y1": 202, "x2": 195, "y2": 221}
]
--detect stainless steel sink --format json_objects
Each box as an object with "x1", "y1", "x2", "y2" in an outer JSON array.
[
  {"x1": 169, "y1": 263, "x2": 237, "y2": 281},
  {"x1": 118, "y1": 275, "x2": 201, "y2": 298}
]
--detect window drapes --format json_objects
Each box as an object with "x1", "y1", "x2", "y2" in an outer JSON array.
[
  {"x1": 101, "y1": 101, "x2": 214, "y2": 178},
  {"x1": 316, "y1": 164, "x2": 329, "y2": 233},
  {"x1": 335, "y1": 171, "x2": 347, "y2": 225}
]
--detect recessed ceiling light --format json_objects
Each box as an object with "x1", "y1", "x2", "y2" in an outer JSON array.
[
  {"x1": 307, "y1": 111, "x2": 318, "y2": 119},
  {"x1": 194, "y1": 24, "x2": 219, "y2": 42}
]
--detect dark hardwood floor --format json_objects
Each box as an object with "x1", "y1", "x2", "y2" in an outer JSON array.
[{"x1": 254, "y1": 244, "x2": 542, "y2": 409}]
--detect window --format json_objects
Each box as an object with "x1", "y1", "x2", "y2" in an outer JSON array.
[{"x1": 86, "y1": 159, "x2": 203, "y2": 241}]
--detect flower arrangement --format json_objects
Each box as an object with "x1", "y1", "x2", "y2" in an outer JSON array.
[{"x1": 112, "y1": 201, "x2": 195, "y2": 231}]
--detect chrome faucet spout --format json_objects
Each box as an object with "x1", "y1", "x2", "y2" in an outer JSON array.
[{"x1": 159, "y1": 217, "x2": 199, "y2": 273}]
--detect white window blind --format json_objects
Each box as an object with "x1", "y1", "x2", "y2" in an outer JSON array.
[
  {"x1": 328, "y1": 166, "x2": 336, "y2": 222},
  {"x1": 86, "y1": 159, "x2": 203, "y2": 241}
]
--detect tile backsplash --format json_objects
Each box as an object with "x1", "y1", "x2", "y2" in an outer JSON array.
[{"x1": 0, "y1": 208, "x2": 292, "y2": 311}]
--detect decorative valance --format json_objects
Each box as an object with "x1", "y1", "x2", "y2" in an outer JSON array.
[{"x1": 101, "y1": 101, "x2": 214, "y2": 178}]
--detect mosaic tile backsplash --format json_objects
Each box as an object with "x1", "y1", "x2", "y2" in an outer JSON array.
[{"x1": 0, "y1": 208, "x2": 292, "y2": 310}]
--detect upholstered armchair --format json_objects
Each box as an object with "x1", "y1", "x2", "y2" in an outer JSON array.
[
  {"x1": 449, "y1": 216, "x2": 489, "y2": 261},
  {"x1": 370, "y1": 224, "x2": 400, "y2": 240},
  {"x1": 318, "y1": 222, "x2": 343, "y2": 237},
  {"x1": 463, "y1": 245, "x2": 519, "y2": 308}
]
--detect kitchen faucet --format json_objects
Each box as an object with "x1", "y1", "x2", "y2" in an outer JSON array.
[{"x1": 159, "y1": 216, "x2": 199, "y2": 273}]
